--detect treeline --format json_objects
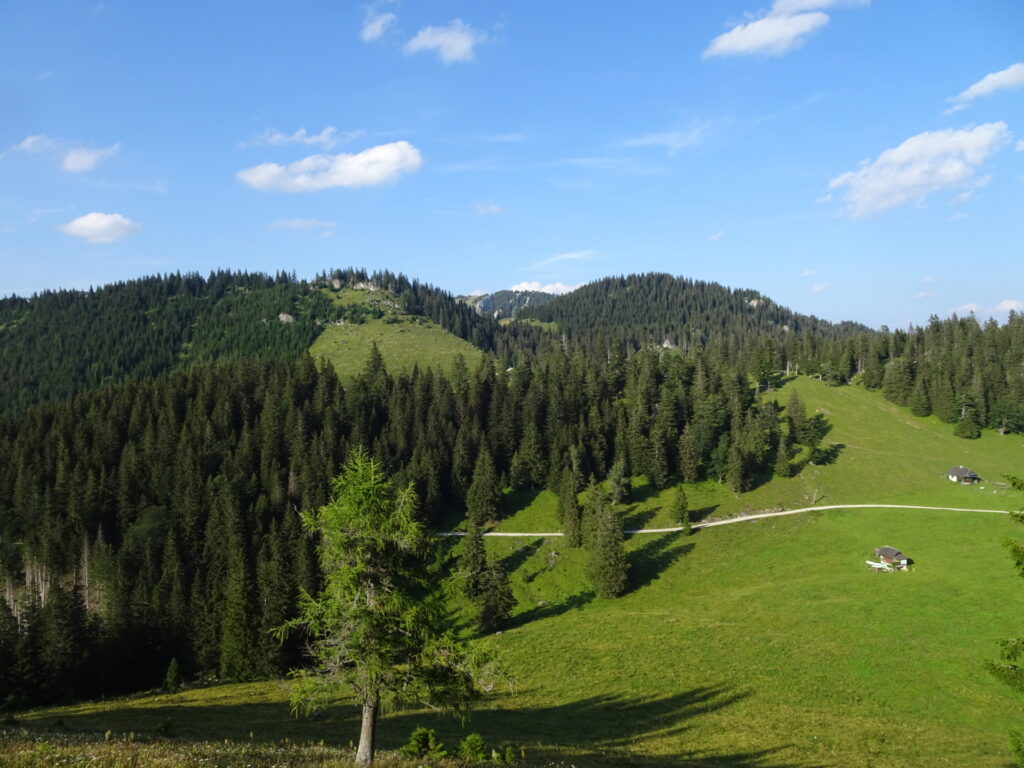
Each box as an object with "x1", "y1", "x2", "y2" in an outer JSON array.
[
  {"x1": 0, "y1": 337, "x2": 810, "y2": 708},
  {"x1": 793, "y1": 312, "x2": 1024, "y2": 435}
]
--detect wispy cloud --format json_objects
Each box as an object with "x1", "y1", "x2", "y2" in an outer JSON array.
[
  {"x1": 955, "y1": 302, "x2": 980, "y2": 314},
  {"x1": 709, "y1": 230, "x2": 725, "y2": 241},
  {"x1": 473, "y1": 201, "x2": 502, "y2": 216},
  {"x1": 921, "y1": 276, "x2": 937, "y2": 284},
  {"x1": 62, "y1": 143, "x2": 119, "y2": 173},
  {"x1": 58, "y1": 212, "x2": 140, "y2": 243},
  {"x1": 945, "y1": 62, "x2": 1024, "y2": 113},
  {"x1": 243, "y1": 127, "x2": 362, "y2": 151},
  {"x1": 237, "y1": 141, "x2": 422, "y2": 192},
  {"x1": 827, "y1": 122, "x2": 1011, "y2": 218},
  {"x1": 915, "y1": 291, "x2": 935, "y2": 299},
  {"x1": 510, "y1": 281, "x2": 578, "y2": 295},
  {"x1": 527, "y1": 250, "x2": 595, "y2": 270},
  {"x1": 269, "y1": 218, "x2": 335, "y2": 230},
  {"x1": 800, "y1": 268, "x2": 815, "y2": 277},
  {"x1": 10, "y1": 134, "x2": 56, "y2": 154},
  {"x1": 811, "y1": 281, "x2": 830, "y2": 292},
  {"x1": 361, "y1": 9, "x2": 397, "y2": 42},
  {"x1": 405, "y1": 19, "x2": 484, "y2": 64},
  {"x1": 993, "y1": 299, "x2": 1024, "y2": 313},
  {"x1": 620, "y1": 125, "x2": 708, "y2": 156},
  {"x1": 703, "y1": 0, "x2": 867, "y2": 59}
]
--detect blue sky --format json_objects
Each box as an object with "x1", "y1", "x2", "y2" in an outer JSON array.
[{"x1": 1, "y1": 0, "x2": 1022, "y2": 328}]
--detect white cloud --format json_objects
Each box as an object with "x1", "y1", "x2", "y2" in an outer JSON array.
[
  {"x1": 709, "y1": 230, "x2": 725, "y2": 241},
  {"x1": 528, "y1": 250, "x2": 595, "y2": 269},
  {"x1": 704, "y1": 12, "x2": 829, "y2": 57},
  {"x1": 620, "y1": 126, "x2": 707, "y2": 155},
  {"x1": 1016, "y1": 139, "x2": 1024, "y2": 152},
  {"x1": 473, "y1": 201, "x2": 502, "y2": 215},
  {"x1": 955, "y1": 303, "x2": 980, "y2": 314},
  {"x1": 12, "y1": 134, "x2": 55, "y2": 153},
  {"x1": 703, "y1": 0, "x2": 866, "y2": 58},
  {"x1": 361, "y1": 11, "x2": 396, "y2": 41},
  {"x1": 510, "y1": 281, "x2": 578, "y2": 295},
  {"x1": 827, "y1": 122, "x2": 1011, "y2": 218},
  {"x1": 245, "y1": 126, "x2": 361, "y2": 150},
  {"x1": 269, "y1": 218, "x2": 335, "y2": 230},
  {"x1": 58, "y1": 212, "x2": 140, "y2": 243},
  {"x1": 811, "y1": 282, "x2": 830, "y2": 292},
  {"x1": 800, "y1": 268, "x2": 815, "y2": 277},
  {"x1": 993, "y1": 299, "x2": 1024, "y2": 313},
  {"x1": 949, "y1": 211, "x2": 969, "y2": 221},
  {"x1": 946, "y1": 63, "x2": 1024, "y2": 112},
  {"x1": 405, "y1": 19, "x2": 484, "y2": 64},
  {"x1": 915, "y1": 291, "x2": 935, "y2": 299},
  {"x1": 237, "y1": 141, "x2": 422, "y2": 192},
  {"x1": 62, "y1": 143, "x2": 119, "y2": 173}
]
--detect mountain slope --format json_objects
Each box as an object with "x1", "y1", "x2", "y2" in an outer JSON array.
[
  {"x1": 461, "y1": 289, "x2": 558, "y2": 320},
  {"x1": 519, "y1": 273, "x2": 870, "y2": 351}
]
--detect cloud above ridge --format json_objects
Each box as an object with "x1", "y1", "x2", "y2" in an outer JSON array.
[{"x1": 237, "y1": 141, "x2": 422, "y2": 192}]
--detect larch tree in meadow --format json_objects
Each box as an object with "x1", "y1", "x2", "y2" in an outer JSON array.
[{"x1": 276, "y1": 449, "x2": 482, "y2": 767}]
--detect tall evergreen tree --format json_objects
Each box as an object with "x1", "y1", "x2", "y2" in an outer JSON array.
[
  {"x1": 466, "y1": 450, "x2": 501, "y2": 525},
  {"x1": 584, "y1": 490, "x2": 629, "y2": 599},
  {"x1": 475, "y1": 560, "x2": 515, "y2": 634}
]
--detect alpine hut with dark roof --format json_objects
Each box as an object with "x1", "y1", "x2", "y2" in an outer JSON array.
[{"x1": 948, "y1": 466, "x2": 980, "y2": 484}]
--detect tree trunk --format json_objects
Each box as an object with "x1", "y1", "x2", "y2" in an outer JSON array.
[{"x1": 355, "y1": 697, "x2": 378, "y2": 766}]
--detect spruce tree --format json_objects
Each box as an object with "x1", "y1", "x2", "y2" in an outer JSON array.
[
  {"x1": 954, "y1": 409, "x2": 982, "y2": 439},
  {"x1": 786, "y1": 389, "x2": 808, "y2": 445},
  {"x1": 475, "y1": 560, "x2": 515, "y2": 633},
  {"x1": 909, "y1": 378, "x2": 932, "y2": 417},
  {"x1": 558, "y1": 473, "x2": 583, "y2": 548},
  {"x1": 607, "y1": 459, "x2": 631, "y2": 504},
  {"x1": 584, "y1": 490, "x2": 629, "y2": 599},
  {"x1": 677, "y1": 424, "x2": 701, "y2": 484},
  {"x1": 466, "y1": 450, "x2": 501, "y2": 525},
  {"x1": 460, "y1": 523, "x2": 487, "y2": 599},
  {"x1": 774, "y1": 434, "x2": 792, "y2": 479},
  {"x1": 670, "y1": 487, "x2": 689, "y2": 527}
]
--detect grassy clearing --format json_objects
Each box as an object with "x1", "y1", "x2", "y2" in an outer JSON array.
[
  {"x1": 20, "y1": 506, "x2": 1024, "y2": 766},
  {"x1": 310, "y1": 287, "x2": 483, "y2": 379},
  {"x1": 16, "y1": 378, "x2": 1024, "y2": 766}
]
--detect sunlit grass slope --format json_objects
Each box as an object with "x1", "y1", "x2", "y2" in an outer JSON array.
[
  {"x1": 309, "y1": 287, "x2": 483, "y2": 379},
  {"x1": 17, "y1": 377, "x2": 1024, "y2": 767},
  {"x1": 21, "y1": 507, "x2": 1024, "y2": 766}
]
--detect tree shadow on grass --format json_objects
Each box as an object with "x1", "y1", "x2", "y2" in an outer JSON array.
[
  {"x1": 24, "y1": 686, "x2": 816, "y2": 767},
  {"x1": 504, "y1": 589, "x2": 595, "y2": 631},
  {"x1": 624, "y1": 504, "x2": 659, "y2": 530},
  {"x1": 498, "y1": 539, "x2": 544, "y2": 575},
  {"x1": 627, "y1": 531, "x2": 694, "y2": 594},
  {"x1": 690, "y1": 504, "x2": 719, "y2": 523}
]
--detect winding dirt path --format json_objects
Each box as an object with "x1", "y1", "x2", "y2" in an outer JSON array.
[{"x1": 438, "y1": 503, "x2": 1014, "y2": 538}]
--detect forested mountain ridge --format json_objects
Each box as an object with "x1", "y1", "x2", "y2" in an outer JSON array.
[
  {"x1": 518, "y1": 273, "x2": 871, "y2": 352},
  {"x1": 0, "y1": 268, "x2": 534, "y2": 415}
]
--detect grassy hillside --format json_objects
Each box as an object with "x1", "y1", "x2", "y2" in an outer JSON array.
[
  {"x1": 310, "y1": 287, "x2": 484, "y2": 378},
  {"x1": 15, "y1": 377, "x2": 1024, "y2": 766}
]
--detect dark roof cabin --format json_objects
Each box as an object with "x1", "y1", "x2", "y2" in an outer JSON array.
[
  {"x1": 948, "y1": 466, "x2": 980, "y2": 484},
  {"x1": 875, "y1": 546, "x2": 908, "y2": 564}
]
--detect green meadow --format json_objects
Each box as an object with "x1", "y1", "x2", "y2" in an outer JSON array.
[
  {"x1": 309, "y1": 287, "x2": 484, "y2": 379},
  {"x1": 14, "y1": 377, "x2": 1024, "y2": 766}
]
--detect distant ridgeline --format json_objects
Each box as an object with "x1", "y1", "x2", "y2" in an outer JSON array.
[{"x1": 461, "y1": 289, "x2": 557, "y2": 320}]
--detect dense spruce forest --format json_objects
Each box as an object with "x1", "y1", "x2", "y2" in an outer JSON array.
[{"x1": 2, "y1": 267, "x2": 1024, "y2": 712}]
